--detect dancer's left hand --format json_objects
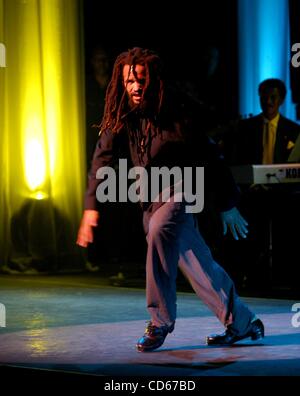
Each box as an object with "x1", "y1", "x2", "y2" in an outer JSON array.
[{"x1": 221, "y1": 207, "x2": 248, "y2": 240}]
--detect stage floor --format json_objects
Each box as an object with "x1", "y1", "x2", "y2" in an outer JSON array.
[{"x1": 0, "y1": 274, "x2": 299, "y2": 377}]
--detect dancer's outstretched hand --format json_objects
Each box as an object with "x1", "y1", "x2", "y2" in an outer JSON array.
[
  {"x1": 221, "y1": 207, "x2": 248, "y2": 240},
  {"x1": 76, "y1": 210, "x2": 99, "y2": 247}
]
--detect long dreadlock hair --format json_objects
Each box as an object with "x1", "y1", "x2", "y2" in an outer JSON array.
[{"x1": 100, "y1": 47, "x2": 164, "y2": 134}]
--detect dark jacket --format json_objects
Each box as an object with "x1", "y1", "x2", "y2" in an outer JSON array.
[
  {"x1": 229, "y1": 114, "x2": 300, "y2": 165},
  {"x1": 84, "y1": 96, "x2": 240, "y2": 213}
]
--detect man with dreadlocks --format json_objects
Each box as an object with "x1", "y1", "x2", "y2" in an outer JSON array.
[{"x1": 77, "y1": 47, "x2": 264, "y2": 352}]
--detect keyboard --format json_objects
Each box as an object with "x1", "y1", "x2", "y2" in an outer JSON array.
[{"x1": 230, "y1": 164, "x2": 300, "y2": 184}]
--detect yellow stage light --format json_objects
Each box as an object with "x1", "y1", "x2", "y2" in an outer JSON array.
[
  {"x1": 25, "y1": 137, "x2": 46, "y2": 192},
  {"x1": 0, "y1": 0, "x2": 86, "y2": 268},
  {"x1": 34, "y1": 191, "x2": 48, "y2": 200}
]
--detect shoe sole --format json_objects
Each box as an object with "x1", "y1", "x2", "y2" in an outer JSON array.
[
  {"x1": 206, "y1": 333, "x2": 264, "y2": 346},
  {"x1": 250, "y1": 332, "x2": 264, "y2": 341},
  {"x1": 136, "y1": 324, "x2": 175, "y2": 352},
  {"x1": 136, "y1": 340, "x2": 165, "y2": 352}
]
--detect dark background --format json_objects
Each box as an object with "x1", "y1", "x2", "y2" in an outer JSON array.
[{"x1": 83, "y1": 0, "x2": 239, "y2": 121}]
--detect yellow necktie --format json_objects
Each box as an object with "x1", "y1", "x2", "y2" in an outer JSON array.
[{"x1": 262, "y1": 121, "x2": 274, "y2": 164}]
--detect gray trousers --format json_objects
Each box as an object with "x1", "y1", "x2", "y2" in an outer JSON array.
[{"x1": 143, "y1": 199, "x2": 254, "y2": 336}]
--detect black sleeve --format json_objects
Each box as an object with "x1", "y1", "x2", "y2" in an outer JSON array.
[
  {"x1": 189, "y1": 132, "x2": 240, "y2": 212},
  {"x1": 84, "y1": 129, "x2": 116, "y2": 210},
  {"x1": 206, "y1": 136, "x2": 240, "y2": 211}
]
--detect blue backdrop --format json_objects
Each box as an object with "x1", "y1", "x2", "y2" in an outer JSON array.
[{"x1": 238, "y1": 0, "x2": 298, "y2": 122}]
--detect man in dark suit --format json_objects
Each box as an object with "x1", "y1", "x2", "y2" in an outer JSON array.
[
  {"x1": 225, "y1": 79, "x2": 300, "y2": 294},
  {"x1": 232, "y1": 78, "x2": 300, "y2": 165}
]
